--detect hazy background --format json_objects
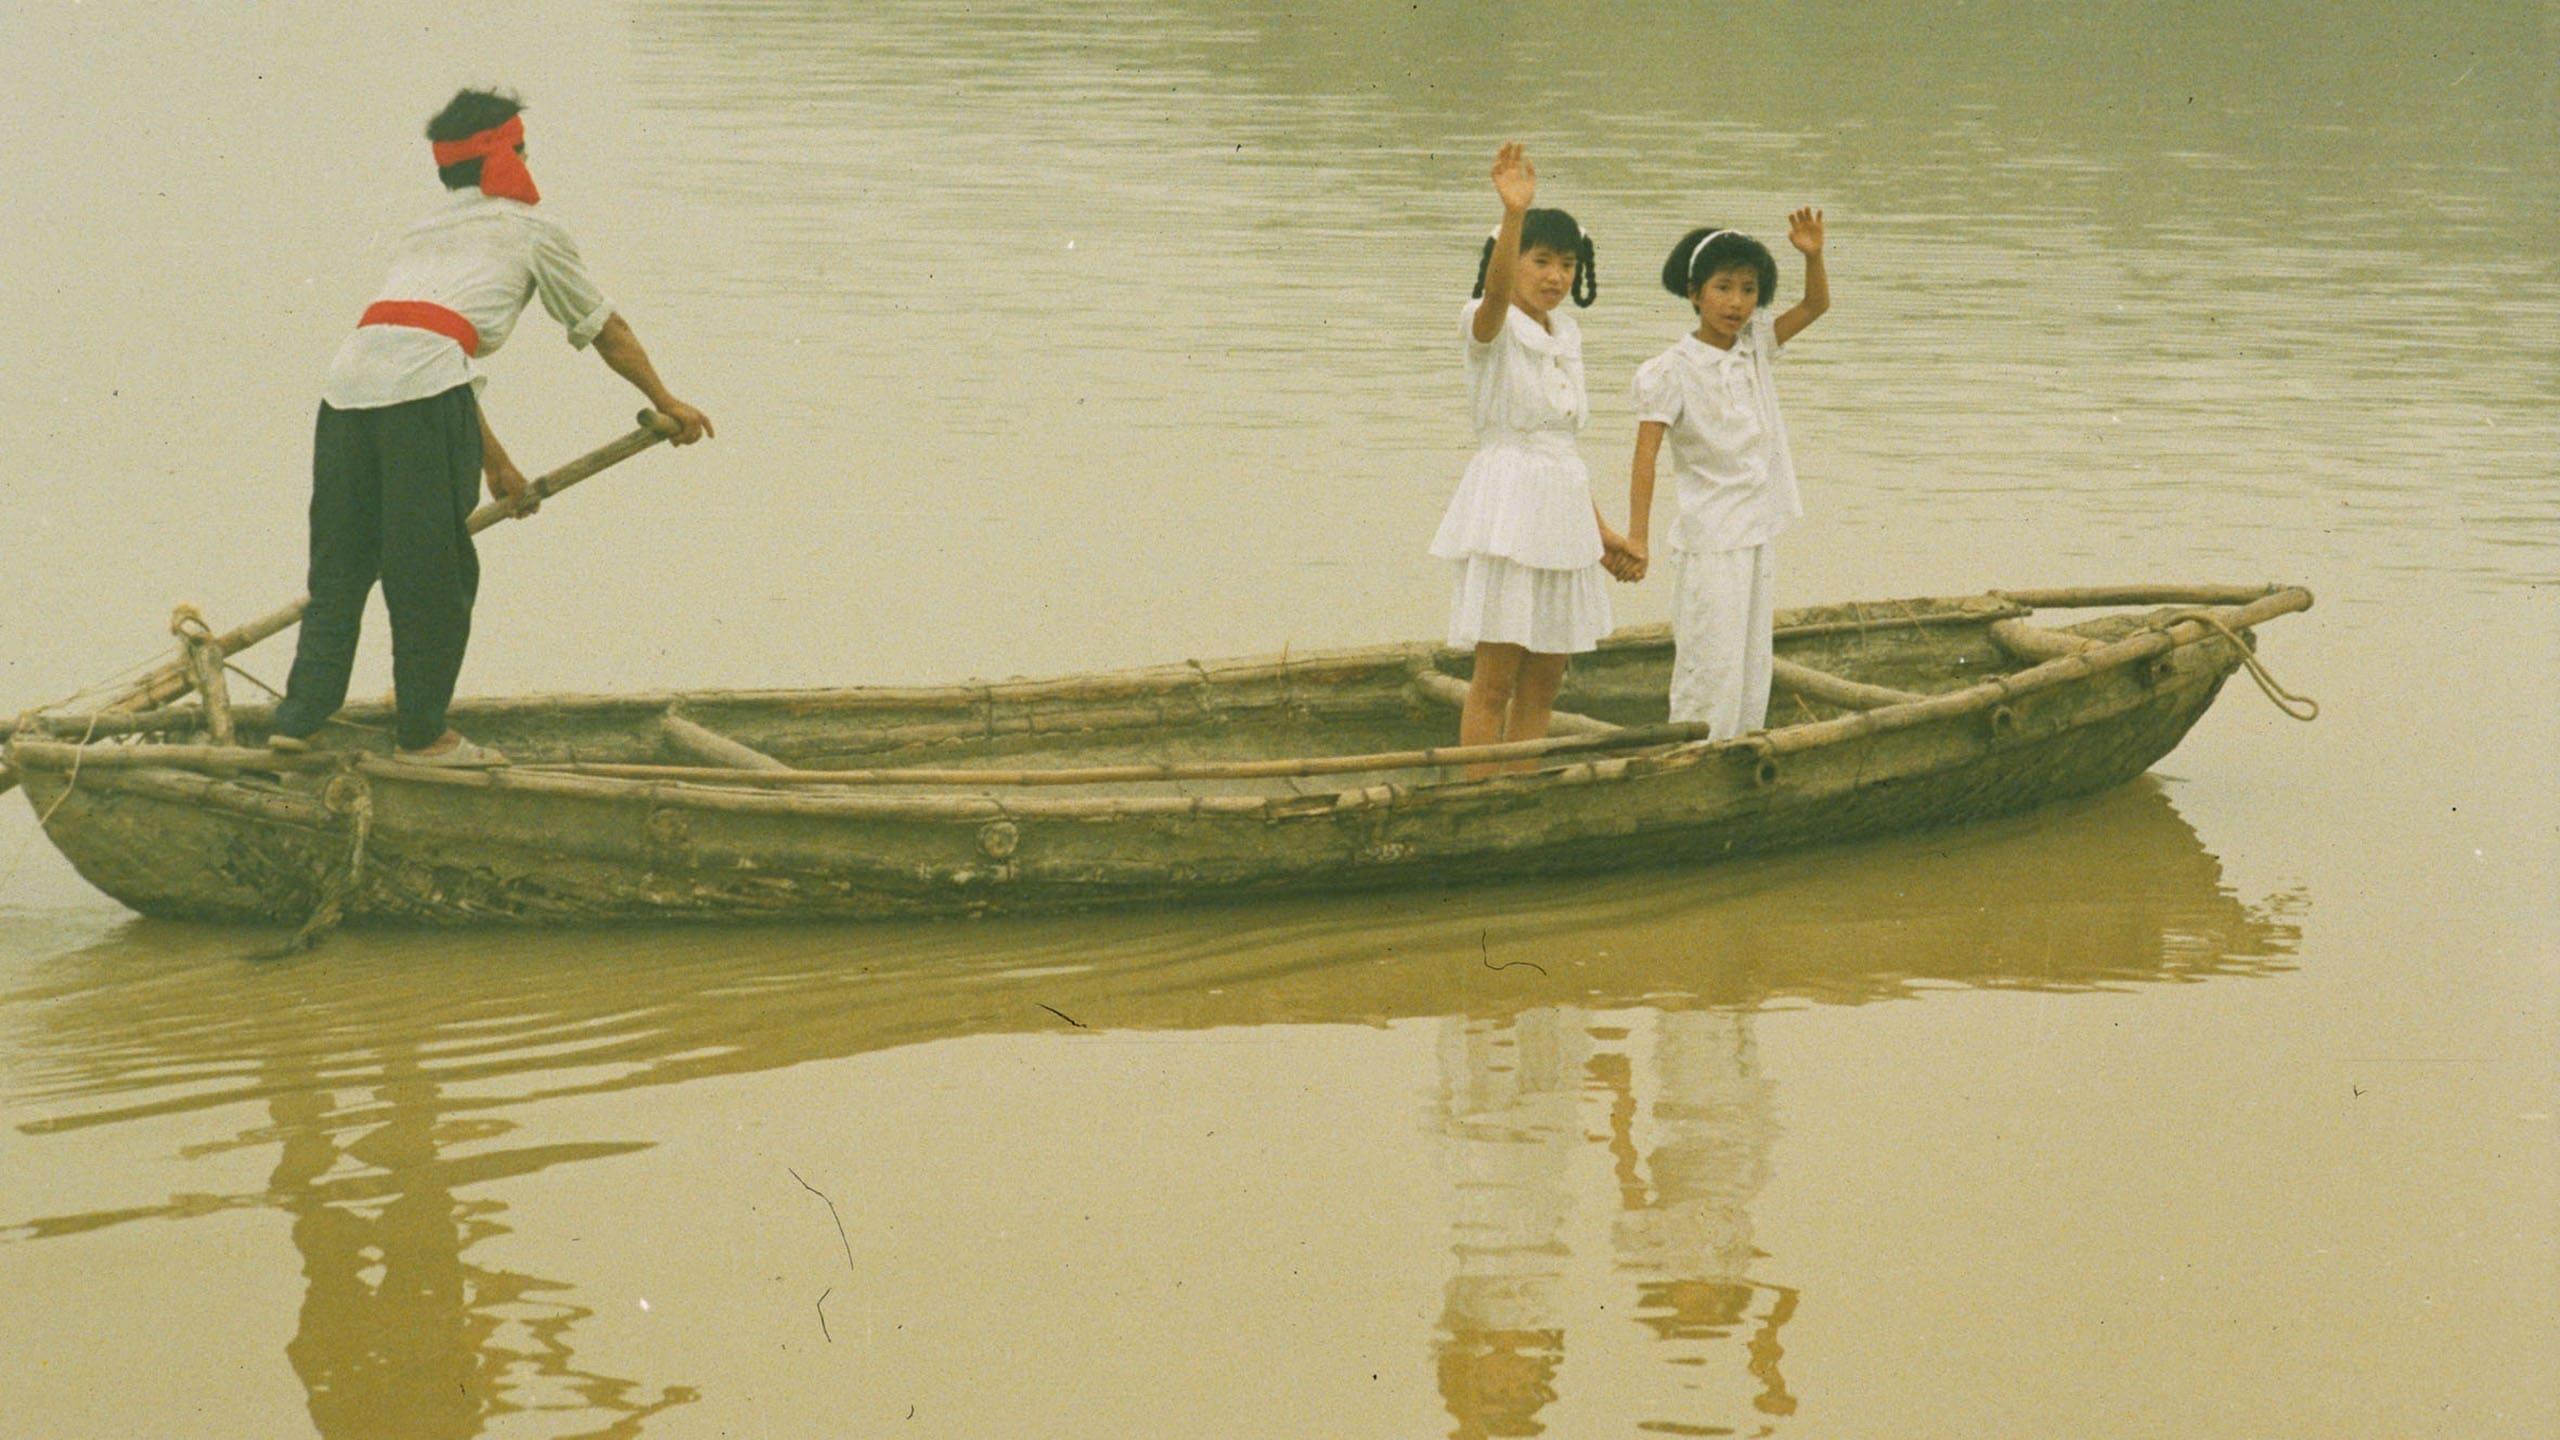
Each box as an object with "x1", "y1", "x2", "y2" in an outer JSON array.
[{"x1": 3, "y1": 3, "x2": 2553, "y2": 1436}]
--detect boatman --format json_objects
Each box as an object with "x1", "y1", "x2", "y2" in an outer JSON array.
[{"x1": 268, "y1": 87, "x2": 713, "y2": 766}]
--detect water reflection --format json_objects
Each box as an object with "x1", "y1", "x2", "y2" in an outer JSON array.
[
  {"x1": 5, "y1": 780, "x2": 2297, "y2": 1436},
  {"x1": 1433, "y1": 1007, "x2": 1584, "y2": 1438},
  {"x1": 262, "y1": 1046, "x2": 697, "y2": 1438},
  {"x1": 1435, "y1": 1005, "x2": 1792, "y2": 1439}
]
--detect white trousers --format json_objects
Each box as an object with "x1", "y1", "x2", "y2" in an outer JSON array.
[{"x1": 1670, "y1": 543, "x2": 1775, "y2": 738}]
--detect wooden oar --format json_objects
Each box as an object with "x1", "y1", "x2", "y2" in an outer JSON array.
[{"x1": 0, "y1": 409, "x2": 684, "y2": 800}]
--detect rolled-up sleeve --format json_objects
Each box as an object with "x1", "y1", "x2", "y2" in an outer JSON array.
[{"x1": 530, "y1": 220, "x2": 615, "y2": 349}]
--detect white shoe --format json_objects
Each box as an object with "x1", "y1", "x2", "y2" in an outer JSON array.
[{"x1": 390, "y1": 735, "x2": 510, "y2": 768}]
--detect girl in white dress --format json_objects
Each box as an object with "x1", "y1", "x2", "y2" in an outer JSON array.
[
  {"x1": 1622, "y1": 210, "x2": 1831, "y2": 738},
  {"x1": 1430, "y1": 144, "x2": 1638, "y2": 760}
]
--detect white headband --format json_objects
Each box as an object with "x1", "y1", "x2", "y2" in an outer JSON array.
[{"x1": 1687, "y1": 229, "x2": 1739, "y2": 280}]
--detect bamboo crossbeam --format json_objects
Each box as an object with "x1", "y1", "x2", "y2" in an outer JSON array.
[
  {"x1": 3, "y1": 741, "x2": 336, "y2": 774},
  {"x1": 1408, "y1": 670, "x2": 1618, "y2": 736},
  {"x1": 1987, "y1": 619, "x2": 2100, "y2": 663},
  {"x1": 1770, "y1": 659, "x2": 1925, "y2": 711},
  {"x1": 32, "y1": 706, "x2": 207, "y2": 739},
  {"x1": 659, "y1": 713, "x2": 790, "y2": 770}
]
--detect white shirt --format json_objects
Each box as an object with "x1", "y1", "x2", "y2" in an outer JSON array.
[
  {"x1": 1462, "y1": 298, "x2": 1587, "y2": 441},
  {"x1": 1631, "y1": 310, "x2": 1801, "y2": 554},
  {"x1": 321, "y1": 191, "x2": 615, "y2": 411}
]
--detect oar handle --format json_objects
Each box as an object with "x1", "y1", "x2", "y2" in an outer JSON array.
[{"x1": 465, "y1": 408, "x2": 685, "y2": 533}]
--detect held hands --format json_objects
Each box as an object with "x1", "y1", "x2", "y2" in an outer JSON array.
[
  {"x1": 1491, "y1": 142, "x2": 1536, "y2": 214},
  {"x1": 1602, "y1": 530, "x2": 1648, "y2": 583},
  {"x1": 1787, "y1": 205, "x2": 1825, "y2": 256}
]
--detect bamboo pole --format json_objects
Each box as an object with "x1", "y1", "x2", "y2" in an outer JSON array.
[
  {"x1": 1992, "y1": 583, "x2": 2280, "y2": 609},
  {"x1": 0, "y1": 411, "x2": 682, "y2": 801}
]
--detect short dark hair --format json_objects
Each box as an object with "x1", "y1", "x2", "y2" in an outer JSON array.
[
  {"x1": 427, "y1": 88, "x2": 526, "y2": 190},
  {"x1": 1473, "y1": 207, "x2": 1599, "y2": 308},
  {"x1": 1661, "y1": 227, "x2": 1778, "y2": 308}
]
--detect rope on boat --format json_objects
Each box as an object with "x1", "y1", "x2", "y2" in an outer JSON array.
[
  {"x1": 222, "y1": 660, "x2": 285, "y2": 701},
  {"x1": 0, "y1": 711, "x2": 99, "y2": 898},
  {"x1": 253, "y1": 770, "x2": 373, "y2": 960},
  {"x1": 2161, "y1": 609, "x2": 2320, "y2": 722}
]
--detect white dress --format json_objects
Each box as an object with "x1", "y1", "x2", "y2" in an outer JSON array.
[{"x1": 1428, "y1": 300, "x2": 1613, "y2": 654}]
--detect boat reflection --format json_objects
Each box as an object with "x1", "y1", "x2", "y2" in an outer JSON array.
[{"x1": 5, "y1": 779, "x2": 2297, "y2": 1437}]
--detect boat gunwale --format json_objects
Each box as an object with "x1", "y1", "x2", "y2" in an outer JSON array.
[
  {"x1": 7, "y1": 587, "x2": 2312, "y2": 821},
  {"x1": 16, "y1": 586, "x2": 2274, "y2": 740}
]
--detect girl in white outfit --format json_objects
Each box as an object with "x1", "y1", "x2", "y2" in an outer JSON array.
[
  {"x1": 1623, "y1": 210, "x2": 1831, "y2": 738},
  {"x1": 1430, "y1": 144, "x2": 1637, "y2": 760}
]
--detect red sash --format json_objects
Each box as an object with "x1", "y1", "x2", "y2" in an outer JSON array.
[{"x1": 358, "y1": 300, "x2": 480, "y2": 356}]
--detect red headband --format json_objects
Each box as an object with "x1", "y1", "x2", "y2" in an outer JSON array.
[{"x1": 430, "y1": 114, "x2": 539, "y2": 205}]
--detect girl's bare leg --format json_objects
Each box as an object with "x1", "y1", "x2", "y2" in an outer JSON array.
[
  {"x1": 1461, "y1": 643, "x2": 1525, "y2": 777},
  {"x1": 1504, "y1": 651, "x2": 1569, "y2": 771}
]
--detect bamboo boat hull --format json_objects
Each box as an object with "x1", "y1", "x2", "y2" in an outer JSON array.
[{"x1": 7, "y1": 587, "x2": 2309, "y2": 926}]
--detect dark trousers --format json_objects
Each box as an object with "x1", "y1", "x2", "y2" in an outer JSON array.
[{"x1": 273, "y1": 386, "x2": 483, "y2": 751}]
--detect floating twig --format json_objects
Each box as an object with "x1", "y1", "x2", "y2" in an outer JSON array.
[
  {"x1": 789, "y1": 1166, "x2": 857, "y2": 1272},
  {"x1": 1038, "y1": 1003, "x2": 1087, "y2": 1028},
  {"x1": 1479, "y1": 928, "x2": 1548, "y2": 977}
]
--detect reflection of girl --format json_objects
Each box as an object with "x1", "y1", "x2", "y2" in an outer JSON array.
[
  {"x1": 1430, "y1": 144, "x2": 1637, "y2": 761},
  {"x1": 1624, "y1": 209, "x2": 1831, "y2": 738},
  {"x1": 1432, "y1": 1007, "x2": 1589, "y2": 1439}
]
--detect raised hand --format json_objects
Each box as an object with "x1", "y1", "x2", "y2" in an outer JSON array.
[
  {"x1": 1786, "y1": 205, "x2": 1824, "y2": 256},
  {"x1": 1492, "y1": 142, "x2": 1537, "y2": 214}
]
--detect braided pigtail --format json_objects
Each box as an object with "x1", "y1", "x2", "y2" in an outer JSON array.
[
  {"x1": 1573, "y1": 232, "x2": 1597, "y2": 307},
  {"x1": 1471, "y1": 237, "x2": 1496, "y2": 299}
]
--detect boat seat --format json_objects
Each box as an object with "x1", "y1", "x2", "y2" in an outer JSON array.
[{"x1": 659, "y1": 712, "x2": 790, "y2": 770}]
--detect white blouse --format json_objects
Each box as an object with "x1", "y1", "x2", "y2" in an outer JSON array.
[
  {"x1": 1462, "y1": 299, "x2": 1587, "y2": 441},
  {"x1": 1631, "y1": 310, "x2": 1801, "y2": 554},
  {"x1": 322, "y1": 191, "x2": 616, "y2": 411}
]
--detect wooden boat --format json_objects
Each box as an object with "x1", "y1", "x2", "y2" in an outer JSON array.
[{"x1": 4, "y1": 583, "x2": 2312, "y2": 926}]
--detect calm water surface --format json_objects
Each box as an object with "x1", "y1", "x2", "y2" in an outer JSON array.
[{"x1": 3, "y1": 2, "x2": 2553, "y2": 1436}]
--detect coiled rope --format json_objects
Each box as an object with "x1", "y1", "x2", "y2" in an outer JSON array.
[{"x1": 2162, "y1": 609, "x2": 2320, "y2": 722}]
